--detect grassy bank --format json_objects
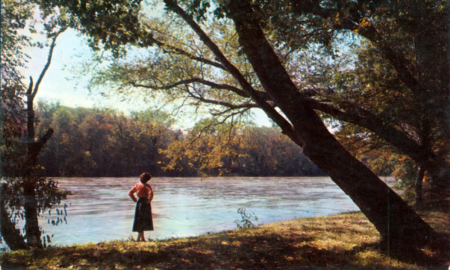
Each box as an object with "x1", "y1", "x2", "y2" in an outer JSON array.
[{"x1": 1, "y1": 205, "x2": 449, "y2": 269}]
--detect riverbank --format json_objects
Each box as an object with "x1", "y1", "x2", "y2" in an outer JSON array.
[{"x1": 1, "y1": 201, "x2": 449, "y2": 270}]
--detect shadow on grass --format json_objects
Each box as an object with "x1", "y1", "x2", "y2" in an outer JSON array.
[
  {"x1": 383, "y1": 232, "x2": 450, "y2": 268},
  {"x1": 3, "y1": 232, "x2": 446, "y2": 270}
]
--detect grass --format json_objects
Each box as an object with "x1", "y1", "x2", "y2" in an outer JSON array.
[{"x1": 1, "y1": 198, "x2": 449, "y2": 269}]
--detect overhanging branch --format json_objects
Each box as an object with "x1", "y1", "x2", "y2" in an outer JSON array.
[
  {"x1": 289, "y1": 2, "x2": 419, "y2": 94},
  {"x1": 146, "y1": 33, "x2": 226, "y2": 70},
  {"x1": 305, "y1": 98, "x2": 437, "y2": 164},
  {"x1": 133, "y1": 77, "x2": 271, "y2": 101},
  {"x1": 165, "y1": 0, "x2": 302, "y2": 146},
  {"x1": 183, "y1": 84, "x2": 258, "y2": 110}
]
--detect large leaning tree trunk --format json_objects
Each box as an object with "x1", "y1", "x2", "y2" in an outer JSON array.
[{"x1": 220, "y1": 1, "x2": 436, "y2": 248}]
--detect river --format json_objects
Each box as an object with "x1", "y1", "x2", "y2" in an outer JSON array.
[{"x1": 19, "y1": 176, "x2": 395, "y2": 247}]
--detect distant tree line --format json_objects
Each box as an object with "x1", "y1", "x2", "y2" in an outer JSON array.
[{"x1": 35, "y1": 102, "x2": 326, "y2": 177}]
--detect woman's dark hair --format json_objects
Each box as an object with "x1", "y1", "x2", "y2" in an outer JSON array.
[{"x1": 140, "y1": 172, "x2": 152, "y2": 183}]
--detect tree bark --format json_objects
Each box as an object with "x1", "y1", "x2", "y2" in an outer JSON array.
[
  {"x1": 22, "y1": 81, "x2": 43, "y2": 248},
  {"x1": 227, "y1": 0, "x2": 436, "y2": 248},
  {"x1": 23, "y1": 180, "x2": 41, "y2": 248},
  {"x1": 0, "y1": 197, "x2": 29, "y2": 250},
  {"x1": 415, "y1": 166, "x2": 424, "y2": 205},
  {"x1": 21, "y1": 127, "x2": 54, "y2": 248}
]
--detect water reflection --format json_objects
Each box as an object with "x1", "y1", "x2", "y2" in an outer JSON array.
[{"x1": 34, "y1": 176, "x2": 393, "y2": 247}]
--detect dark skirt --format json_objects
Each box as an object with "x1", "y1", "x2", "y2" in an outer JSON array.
[{"x1": 132, "y1": 197, "x2": 154, "y2": 232}]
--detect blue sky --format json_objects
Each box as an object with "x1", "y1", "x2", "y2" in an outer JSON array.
[{"x1": 21, "y1": 28, "x2": 140, "y2": 111}]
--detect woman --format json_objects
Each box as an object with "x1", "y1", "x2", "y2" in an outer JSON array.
[{"x1": 128, "y1": 172, "x2": 154, "y2": 241}]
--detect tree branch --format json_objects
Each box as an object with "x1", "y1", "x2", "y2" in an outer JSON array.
[
  {"x1": 145, "y1": 33, "x2": 226, "y2": 70},
  {"x1": 164, "y1": 0, "x2": 302, "y2": 146},
  {"x1": 32, "y1": 28, "x2": 67, "y2": 100},
  {"x1": 188, "y1": 92, "x2": 259, "y2": 110},
  {"x1": 288, "y1": 2, "x2": 419, "y2": 94},
  {"x1": 337, "y1": 23, "x2": 419, "y2": 93},
  {"x1": 305, "y1": 98, "x2": 438, "y2": 164},
  {"x1": 132, "y1": 77, "x2": 270, "y2": 100},
  {"x1": 26, "y1": 77, "x2": 33, "y2": 96}
]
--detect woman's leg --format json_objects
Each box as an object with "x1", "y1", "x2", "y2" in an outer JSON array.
[{"x1": 137, "y1": 231, "x2": 144, "y2": 241}]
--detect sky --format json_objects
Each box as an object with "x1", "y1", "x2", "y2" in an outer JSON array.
[
  {"x1": 19, "y1": 10, "x2": 272, "y2": 129},
  {"x1": 21, "y1": 28, "x2": 152, "y2": 112}
]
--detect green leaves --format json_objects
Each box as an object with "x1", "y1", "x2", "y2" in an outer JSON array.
[
  {"x1": 234, "y1": 207, "x2": 258, "y2": 229},
  {"x1": 40, "y1": 0, "x2": 152, "y2": 56}
]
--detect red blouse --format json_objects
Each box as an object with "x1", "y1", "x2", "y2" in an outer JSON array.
[{"x1": 128, "y1": 183, "x2": 153, "y2": 198}]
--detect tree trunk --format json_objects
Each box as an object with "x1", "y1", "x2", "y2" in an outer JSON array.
[
  {"x1": 424, "y1": 159, "x2": 450, "y2": 192},
  {"x1": 22, "y1": 86, "x2": 43, "y2": 248},
  {"x1": 0, "y1": 196, "x2": 29, "y2": 250},
  {"x1": 415, "y1": 27, "x2": 450, "y2": 192},
  {"x1": 228, "y1": 0, "x2": 436, "y2": 248},
  {"x1": 415, "y1": 166, "x2": 424, "y2": 205},
  {"x1": 23, "y1": 180, "x2": 42, "y2": 248}
]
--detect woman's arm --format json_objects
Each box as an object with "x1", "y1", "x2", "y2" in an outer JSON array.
[
  {"x1": 128, "y1": 186, "x2": 138, "y2": 202},
  {"x1": 148, "y1": 186, "x2": 154, "y2": 203},
  {"x1": 129, "y1": 193, "x2": 137, "y2": 202}
]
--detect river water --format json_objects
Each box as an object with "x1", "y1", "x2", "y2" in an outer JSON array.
[{"x1": 31, "y1": 176, "x2": 393, "y2": 247}]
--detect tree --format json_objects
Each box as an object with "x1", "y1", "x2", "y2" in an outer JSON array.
[
  {"x1": 21, "y1": 26, "x2": 71, "y2": 248},
  {"x1": 1, "y1": 0, "x2": 69, "y2": 249},
  {"x1": 1, "y1": 0, "x2": 34, "y2": 250},
  {"x1": 34, "y1": 105, "x2": 324, "y2": 177},
  {"x1": 39, "y1": 0, "x2": 445, "y2": 248}
]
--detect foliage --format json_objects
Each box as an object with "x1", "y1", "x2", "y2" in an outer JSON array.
[
  {"x1": 35, "y1": 102, "x2": 176, "y2": 177},
  {"x1": 34, "y1": 102, "x2": 324, "y2": 177},
  {"x1": 234, "y1": 207, "x2": 258, "y2": 229},
  {"x1": 1, "y1": 0, "x2": 32, "y2": 177},
  {"x1": 162, "y1": 123, "x2": 325, "y2": 177}
]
